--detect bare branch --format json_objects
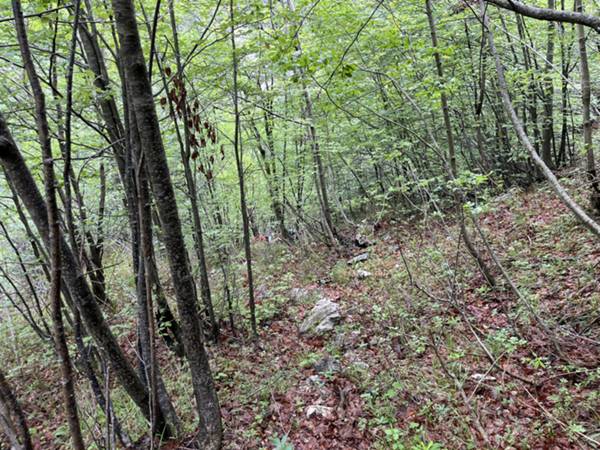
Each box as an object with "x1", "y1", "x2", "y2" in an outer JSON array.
[{"x1": 485, "y1": 0, "x2": 600, "y2": 32}]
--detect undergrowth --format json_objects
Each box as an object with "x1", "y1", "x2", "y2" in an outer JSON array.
[{"x1": 1, "y1": 182, "x2": 600, "y2": 449}]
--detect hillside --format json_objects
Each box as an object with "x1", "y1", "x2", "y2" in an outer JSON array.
[
  {"x1": 2, "y1": 178, "x2": 599, "y2": 449},
  {"x1": 2, "y1": 0, "x2": 600, "y2": 448}
]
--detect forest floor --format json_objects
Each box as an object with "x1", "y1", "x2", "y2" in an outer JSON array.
[
  {"x1": 3, "y1": 176, "x2": 600, "y2": 449},
  {"x1": 205, "y1": 176, "x2": 600, "y2": 450}
]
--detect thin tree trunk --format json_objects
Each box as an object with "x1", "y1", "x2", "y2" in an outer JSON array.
[
  {"x1": 161, "y1": 0, "x2": 218, "y2": 340},
  {"x1": 284, "y1": 0, "x2": 338, "y2": 246},
  {"x1": 575, "y1": 0, "x2": 600, "y2": 213},
  {"x1": 0, "y1": 369, "x2": 33, "y2": 450},
  {"x1": 129, "y1": 104, "x2": 181, "y2": 437},
  {"x1": 541, "y1": 0, "x2": 556, "y2": 168},
  {"x1": 0, "y1": 114, "x2": 170, "y2": 436},
  {"x1": 558, "y1": 3, "x2": 572, "y2": 167},
  {"x1": 11, "y1": 2, "x2": 85, "y2": 447},
  {"x1": 249, "y1": 110, "x2": 291, "y2": 241},
  {"x1": 425, "y1": 0, "x2": 496, "y2": 287},
  {"x1": 230, "y1": 0, "x2": 257, "y2": 338},
  {"x1": 78, "y1": 0, "x2": 185, "y2": 354},
  {"x1": 110, "y1": 0, "x2": 222, "y2": 446},
  {"x1": 73, "y1": 311, "x2": 131, "y2": 449},
  {"x1": 0, "y1": 221, "x2": 51, "y2": 339}
]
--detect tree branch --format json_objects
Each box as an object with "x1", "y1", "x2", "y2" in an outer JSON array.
[{"x1": 485, "y1": 0, "x2": 600, "y2": 32}]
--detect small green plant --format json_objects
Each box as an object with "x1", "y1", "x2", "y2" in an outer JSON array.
[
  {"x1": 486, "y1": 329, "x2": 526, "y2": 355},
  {"x1": 255, "y1": 294, "x2": 288, "y2": 324},
  {"x1": 566, "y1": 422, "x2": 586, "y2": 439},
  {"x1": 524, "y1": 355, "x2": 548, "y2": 369},
  {"x1": 382, "y1": 426, "x2": 445, "y2": 450},
  {"x1": 383, "y1": 381, "x2": 404, "y2": 400},
  {"x1": 298, "y1": 351, "x2": 321, "y2": 368},
  {"x1": 383, "y1": 427, "x2": 404, "y2": 449},
  {"x1": 272, "y1": 434, "x2": 294, "y2": 450}
]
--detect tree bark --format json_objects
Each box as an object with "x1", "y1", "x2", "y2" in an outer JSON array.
[
  {"x1": 129, "y1": 104, "x2": 182, "y2": 437},
  {"x1": 575, "y1": 0, "x2": 600, "y2": 213},
  {"x1": 78, "y1": 1, "x2": 185, "y2": 354},
  {"x1": 0, "y1": 113, "x2": 169, "y2": 436},
  {"x1": 168, "y1": 2, "x2": 218, "y2": 341},
  {"x1": 541, "y1": 0, "x2": 556, "y2": 168},
  {"x1": 110, "y1": 0, "x2": 222, "y2": 446},
  {"x1": 284, "y1": 0, "x2": 338, "y2": 246},
  {"x1": 230, "y1": 0, "x2": 258, "y2": 338},
  {"x1": 485, "y1": 0, "x2": 600, "y2": 32}
]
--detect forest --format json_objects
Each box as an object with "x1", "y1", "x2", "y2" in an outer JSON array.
[{"x1": 0, "y1": 0, "x2": 599, "y2": 448}]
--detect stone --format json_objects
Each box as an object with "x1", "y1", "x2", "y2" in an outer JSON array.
[
  {"x1": 299, "y1": 298, "x2": 341, "y2": 335},
  {"x1": 333, "y1": 332, "x2": 346, "y2": 348},
  {"x1": 307, "y1": 375, "x2": 322, "y2": 384},
  {"x1": 347, "y1": 252, "x2": 369, "y2": 265},
  {"x1": 356, "y1": 269, "x2": 372, "y2": 279},
  {"x1": 368, "y1": 336, "x2": 385, "y2": 347},
  {"x1": 313, "y1": 355, "x2": 341, "y2": 374},
  {"x1": 306, "y1": 405, "x2": 334, "y2": 420},
  {"x1": 470, "y1": 373, "x2": 496, "y2": 382}
]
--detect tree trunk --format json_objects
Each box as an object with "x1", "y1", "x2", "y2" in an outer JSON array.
[
  {"x1": 11, "y1": 2, "x2": 85, "y2": 447},
  {"x1": 129, "y1": 105, "x2": 182, "y2": 437},
  {"x1": 110, "y1": 0, "x2": 222, "y2": 446},
  {"x1": 541, "y1": 0, "x2": 556, "y2": 168},
  {"x1": 0, "y1": 113, "x2": 169, "y2": 436},
  {"x1": 159, "y1": 0, "x2": 218, "y2": 340},
  {"x1": 425, "y1": 0, "x2": 496, "y2": 287},
  {"x1": 230, "y1": 0, "x2": 258, "y2": 338},
  {"x1": 284, "y1": 0, "x2": 338, "y2": 246},
  {"x1": 0, "y1": 369, "x2": 33, "y2": 450},
  {"x1": 575, "y1": 0, "x2": 600, "y2": 213},
  {"x1": 78, "y1": 0, "x2": 185, "y2": 354},
  {"x1": 482, "y1": 0, "x2": 600, "y2": 237}
]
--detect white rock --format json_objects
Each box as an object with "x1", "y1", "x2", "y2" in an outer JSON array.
[
  {"x1": 347, "y1": 252, "x2": 369, "y2": 265},
  {"x1": 299, "y1": 298, "x2": 341, "y2": 335},
  {"x1": 306, "y1": 405, "x2": 334, "y2": 419},
  {"x1": 307, "y1": 375, "x2": 322, "y2": 384},
  {"x1": 357, "y1": 269, "x2": 372, "y2": 279},
  {"x1": 470, "y1": 373, "x2": 496, "y2": 382}
]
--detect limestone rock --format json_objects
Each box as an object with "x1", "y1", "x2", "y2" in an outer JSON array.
[
  {"x1": 299, "y1": 298, "x2": 341, "y2": 335},
  {"x1": 347, "y1": 252, "x2": 369, "y2": 265},
  {"x1": 306, "y1": 405, "x2": 334, "y2": 420},
  {"x1": 357, "y1": 269, "x2": 372, "y2": 279}
]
